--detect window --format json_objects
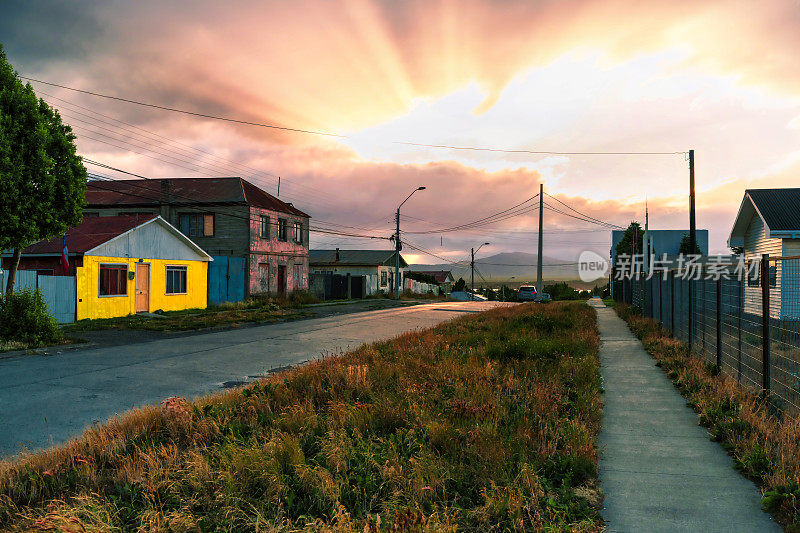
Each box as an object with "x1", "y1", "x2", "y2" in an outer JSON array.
[
  {"x1": 381, "y1": 271, "x2": 388, "y2": 287},
  {"x1": 769, "y1": 265, "x2": 777, "y2": 288},
  {"x1": 293, "y1": 221, "x2": 303, "y2": 243},
  {"x1": 278, "y1": 218, "x2": 287, "y2": 241},
  {"x1": 99, "y1": 264, "x2": 128, "y2": 296},
  {"x1": 166, "y1": 265, "x2": 188, "y2": 294},
  {"x1": 83, "y1": 212, "x2": 99, "y2": 218},
  {"x1": 260, "y1": 215, "x2": 270, "y2": 239},
  {"x1": 179, "y1": 213, "x2": 214, "y2": 237}
]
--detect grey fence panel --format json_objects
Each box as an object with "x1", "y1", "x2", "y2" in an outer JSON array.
[
  {"x1": 36, "y1": 276, "x2": 76, "y2": 324},
  {"x1": 617, "y1": 258, "x2": 800, "y2": 414},
  {"x1": 0, "y1": 271, "x2": 75, "y2": 324}
]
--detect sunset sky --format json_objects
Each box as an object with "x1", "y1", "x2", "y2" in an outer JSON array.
[{"x1": 3, "y1": 0, "x2": 800, "y2": 269}]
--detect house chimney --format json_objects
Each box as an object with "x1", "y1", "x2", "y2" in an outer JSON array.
[
  {"x1": 160, "y1": 180, "x2": 172, "y2": 204},
  {"x1": 335, "y1": 248, "x2": 340, "y2": 262}
]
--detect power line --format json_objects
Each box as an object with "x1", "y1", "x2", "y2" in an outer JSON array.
[
  {"x1": 43, "y1": 92, "x2": 335, "y2": 206},
  {"x1": 543, "y1": 201, "x2": 623, "y2": 229},
  {"x1": 23, "y1": 76, "x2": 344, "y2": 138},
  {"x1": 544, "y1": 192, "x2": 625, "y2": 230},
  {"x1": 83, "y1": 174, "x2": 390, "y2": 241},
  {"x1": 405, "y1": 194, "x2": 540, "y2": 235},
  {"x1": 26, "y1": 76, "x2": 688, "y2": 157},
  {"x1": 391, "y1": 141, "x2": 687, "y2": 156}
]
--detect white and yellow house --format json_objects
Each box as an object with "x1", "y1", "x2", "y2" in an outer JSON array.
[{"x1": 12, "y1": 215, "x2": 212, "y2": 320}]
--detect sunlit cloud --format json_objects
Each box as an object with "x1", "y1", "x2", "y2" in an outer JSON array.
[{"x1": 4, "y1": 0, "x2": 800, "y2": 263}]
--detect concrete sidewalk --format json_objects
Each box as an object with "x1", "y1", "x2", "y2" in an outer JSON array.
[{"x1": 590, "y1": 299, "x2": 780, "y2": 533}]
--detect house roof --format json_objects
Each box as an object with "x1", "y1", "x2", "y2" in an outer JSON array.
[
  {"x1": 23, "y1": 215, "x2": 158, "y2": 255},
  {"x1": 409, "y1": 270, "x2": 454, "y2": 283},
  {"x1": 86, "y1": 177, "x2": 309, "y2": 218},
  {"x1": 19, "y1": 215, "x2": 212, "y2": 261},
  {"x1": 728, "y1": 189, "x2": 800, "y2": 246},
  {"x1": 309, "y1": 249, "x2": 408, "y2": 267}
]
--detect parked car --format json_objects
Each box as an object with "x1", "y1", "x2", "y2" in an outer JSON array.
[
  {"x1": 534, "y1": 292, "x2": 551, "y2": 303},
  {"x1": 517, "y1": 285, "x2": 537, "y2": 301}
]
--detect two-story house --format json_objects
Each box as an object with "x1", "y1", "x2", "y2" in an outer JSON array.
[{"x1": 85, "y1": 177, "x2": 310, "y2": 303}]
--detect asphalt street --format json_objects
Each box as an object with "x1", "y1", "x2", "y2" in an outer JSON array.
[{"x1": 0, "y1": 300, "x2": 508, "y2": 456}]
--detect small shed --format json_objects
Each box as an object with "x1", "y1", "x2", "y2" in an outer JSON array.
[{"x1": 5, "y1": 215, "x2": 212, "y2": 320}]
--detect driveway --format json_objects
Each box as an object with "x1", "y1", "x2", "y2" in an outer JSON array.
[{"x1": 0, "y1": 300, "x2": 509, "y2": 456}]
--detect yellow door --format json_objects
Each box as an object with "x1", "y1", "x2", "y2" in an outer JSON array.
[{"x1": 135, "y1": 263, "x2": 150, "y2": 313}]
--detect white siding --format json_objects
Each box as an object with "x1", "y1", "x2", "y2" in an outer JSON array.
[
  {"x1": 89, "y1": 220, "x2": 209, "y2": 261},
  {"x1": 743, "y1": 213, "x2": 782, "y2": 318}
]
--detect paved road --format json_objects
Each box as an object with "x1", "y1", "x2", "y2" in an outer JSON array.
[
  {"x1": 0, "y1": 300, "x2": 509, "y2": 457},
  {"x1": 591, "y1": 299, "x2": 781, "y2": 532}
]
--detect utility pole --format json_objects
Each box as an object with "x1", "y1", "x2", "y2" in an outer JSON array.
[
  {"x1": 394, "y1": 186, "x2": 426, "y2": 299},
  {"x1": 689, "y1": 149, "x2": 696, "y2": 254},
  {"x1": 471, "y1": 242, "x2": 490, "y2": 301},
  {"x1": 471, "y1": 247, "x2": 475, "y2": 301},
  {"x1": 537, "y1": 183, "x2": 544, "y2": 294},
  {"x1": 688, "y1": 148, "x2": 696, "y2": 351},
  {"x1": 395, "y1": 210, "x2": 401, "y2": 298}
]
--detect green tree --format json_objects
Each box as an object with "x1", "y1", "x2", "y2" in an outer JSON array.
[
  {"x1": 0, "y1": 46, "x2": 86, "y2": 294},
  {"x1": 678, "y1": 233, "x2": 702, "y2": 255},
  {"x1": 614, "y1": 221, "x2": 643, "y2": 263},
  {"x1": 453, "y1": 277, "x2": 466, "y2": 292},
  {"x1": 730, "y1": 245, "x2": 744, "y2": 255}
]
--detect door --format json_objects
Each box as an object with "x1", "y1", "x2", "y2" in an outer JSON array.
[
  {"x1": 277, "y1": 265, "x2": 287, "y2": 296},
  {"x1": 258, "y1": 263, "x2": 269, "y2": 293},
  {"x1": 226, "y1": 256, "x2": 246, "y2": 302},
  {"x1": 135, "y1": 263, "x2": 150, "y2": 313}
]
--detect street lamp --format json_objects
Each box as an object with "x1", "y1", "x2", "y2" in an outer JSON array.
[
  {"x1": 395, "y1": 186, "x2": 426, "y2": 299},
  {"x1": 471, "y1": 242, "x2": 490, "y2": 301}
]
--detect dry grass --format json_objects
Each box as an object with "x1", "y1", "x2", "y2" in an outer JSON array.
[
  {"x1": 0, "y1": 302, "x2": 602, "y2": 532},
  {"x1": 615, "y1": 302, "x2": 800, "y2": 532}
]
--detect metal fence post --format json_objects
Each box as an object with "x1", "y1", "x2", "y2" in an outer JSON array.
[
  {"x1": 737, "y1": 276, "x2": 743, "y2": 383},
  {"x1": 671, "y1": 270, "x2": 676, "y2": 335},
  {"x1": 716, "y1": 277, "x2": 722, "y2": 368},
  {"x1": 761, "y1": 254, "x2": 770, "y2": 393},
  {"x1": 689, "y1": 275, "x2": 694, "y2": 352}
]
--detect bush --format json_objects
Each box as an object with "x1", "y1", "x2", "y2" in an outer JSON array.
[{"x1": 0, "y1": 288, "x2": 61, "y2": 345}]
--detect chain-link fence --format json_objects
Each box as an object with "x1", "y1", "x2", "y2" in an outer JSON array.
[{"x1": 613, "y1": 255, "x2": 800, "y2": 413}]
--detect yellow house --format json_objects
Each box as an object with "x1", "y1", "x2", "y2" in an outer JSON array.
[{"x1": 17, "y1": 215, "x2": 212, "y2": 320}]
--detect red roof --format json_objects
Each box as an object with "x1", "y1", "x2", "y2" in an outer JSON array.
[
  {"x1": 86, "y1": 177, "x2": 309, "y2": 218},
  {"x1": 411, "y1": 270, "x2": 453, "y2": 283},
  {"x1": 23, "y1": 215, "x2": 158, "y2": 255}
]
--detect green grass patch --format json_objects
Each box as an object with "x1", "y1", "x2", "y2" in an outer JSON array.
[
  {"x1": 63, "y1": 299, "x2": 310, "y2": 333},
  {"x1": 0, "y1": 302, "x2": 603, "y2": 531}
]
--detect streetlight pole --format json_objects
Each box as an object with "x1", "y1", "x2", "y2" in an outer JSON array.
[
  {"x1": 395, "y1": 186, "x2": 426, "y2": 299},
  {"x1": 471, "y1": 242, "x2": 490, "y2": 301}
]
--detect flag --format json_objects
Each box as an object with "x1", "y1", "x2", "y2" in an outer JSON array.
[{"x1": 61, "y1": 236, "x2": 69, "y2": 273}]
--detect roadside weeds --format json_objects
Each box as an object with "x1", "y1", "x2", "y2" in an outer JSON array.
[{"x1": 0, "y1": 302, "x2": 604, "y2": 531}]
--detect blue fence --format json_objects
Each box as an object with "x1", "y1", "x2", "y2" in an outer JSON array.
[{"x1": 208, "y1": 255, "x2": 246, "y2": 305}]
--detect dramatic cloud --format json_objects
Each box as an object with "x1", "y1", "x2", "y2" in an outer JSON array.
[{"x1": 3, "y1": 0, "x2": 799, "y2": 263}]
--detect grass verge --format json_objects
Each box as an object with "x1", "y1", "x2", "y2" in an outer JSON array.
[
  {"x1": 64, "y1": 300, "x2": 310, "y2": 333},
  {"x1": 614, "y1": 302, "x2": 800, "y2": 532},
  {"x1": 0, "y1": 302, "x2": 603, "y2": 531}
]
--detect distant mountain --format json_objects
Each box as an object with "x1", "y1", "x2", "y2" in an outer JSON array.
[{"x1": 409, "y1": 251, "x2": 581, "y2": 283}]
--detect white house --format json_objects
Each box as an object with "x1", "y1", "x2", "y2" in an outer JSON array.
[
  {"x1": 728, "y1": 188, "x2": 800, "y2": 319},
  {"x1": 309, "y1": 249, "x2": 407, "y2": 295}
]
